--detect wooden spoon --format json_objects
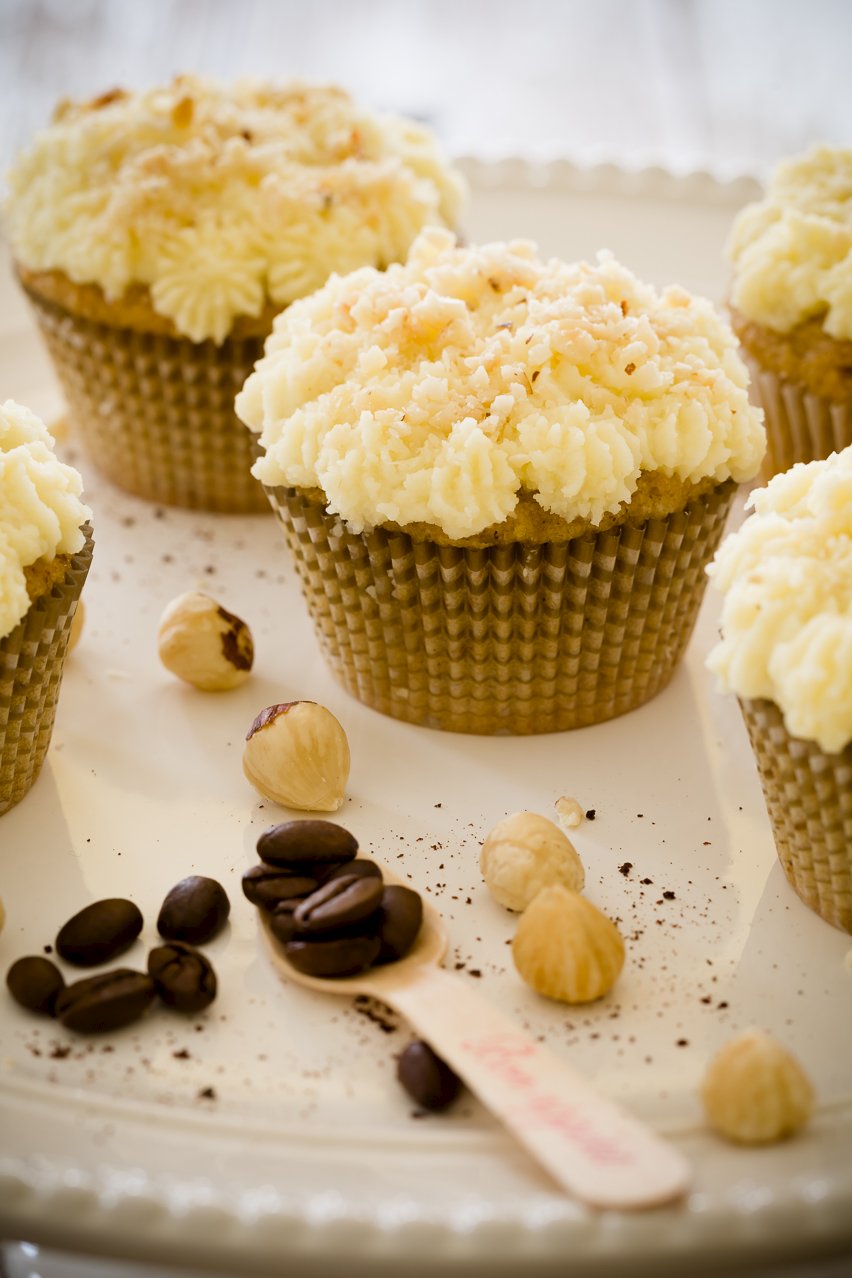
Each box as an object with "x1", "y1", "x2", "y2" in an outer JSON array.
[{"x1": 258, "y1": 869, "x2": 691, "y2": 1211}]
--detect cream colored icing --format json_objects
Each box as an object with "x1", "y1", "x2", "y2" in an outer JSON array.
[
  {"x1": 238, "y1": 228, "x2": 765, "y2": 539},
  {"x1": 0, "y1": 401, "x2": 91, "y2": 640},
  {"x1": 707, "y1": 447, "x2": 852, "y2": 753},
  {"x1": 4, "y1": 78, "x2": 465, "y2": 344},
  {"x1": 728, "y1": 144, "x2": 852, "y2": 340}
]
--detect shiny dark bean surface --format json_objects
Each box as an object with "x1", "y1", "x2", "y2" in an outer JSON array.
[
  {"x1": 318, "y1": 858, "x2": 382, "y2": 886},
  {"x1": 157, "y1": 876, "x2": 230, "y2": 944},
  {"x1": 148, "y1": 942, "x2": 217, "y2": 1013},
  {"x1": 56, "y1": 899, "x2": 143, "y2": 967},
  {"x1": 257, "y1": 819, "x2": 358, "y2": 867},
  {"x1": 6, "y1": 955, "x2": 65, "y2": 1015},
  {"x1": 241, "y1": 864, "x2": 319, "y2": 910},
  {"x1": 293, "y1": 874, "x2": 383, "y2": 935},
  {"x1": 55, "y1": 969, "x2": 157, "y2": 1033},
  {"x1": 397, "y1": 1040, "x2": 462, "y2": 1111},
  {"x1": 375, "y1": 886, "x2": 423, "y2": 964},
  {"x1": 284, "y1": 934, "x2": 381, "y2": 978},
  {"x1": 268, "y1": 899, "x2": 302, "y2": 945}
]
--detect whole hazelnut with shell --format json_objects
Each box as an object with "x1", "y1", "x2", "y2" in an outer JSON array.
[
  {"x1": 157, "y1": 591, "x2": 253, "y2": 691},
  {"x1": 242, "y1": 701, "x2": 350, "y2": 812},
  {"x1": 481, "y1": 811, "x2": 585, "y2": 911}
]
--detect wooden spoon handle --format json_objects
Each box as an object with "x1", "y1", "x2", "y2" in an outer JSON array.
[{"x1": 386, "y1": 965, "x2": 690, "y2": 1210}]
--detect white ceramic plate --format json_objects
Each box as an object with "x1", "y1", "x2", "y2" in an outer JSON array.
[{"x1": 1, "y1": 160, "x2": 851, "y2": 1278}]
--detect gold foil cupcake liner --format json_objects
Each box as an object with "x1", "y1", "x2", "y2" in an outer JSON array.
[
  {"x1": 22, "y1": 282, "x2": 268, "y2": 513},
  {"x1": 264, "y1": 482, "x2": 736, "y2": 735},
  {"x1": 740, "y1": 697, "x2": 852, "y2": 934},
  {"x1": 744, "y1": 357, "x2": 852, "y2": 480},
  {"x1": 1, "y1": 525, "x2": 94, "y2": 815}
]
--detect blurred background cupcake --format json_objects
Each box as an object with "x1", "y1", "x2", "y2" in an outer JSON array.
[
  {"x1": 4, "y1": 76, "x2": 464, "y2": 512},
  {"x1": 238, "y1": 227, "x2": 765, "y2": 734},
  {"x1": 1, "y1": 400, "x2": 92, "y2": 814},
  {"x1": 707, "y1": 447, "x2": 852, "y2": 933},
  {"x1": 727, "y1": 144, "x2": 852, "y2": 479}
]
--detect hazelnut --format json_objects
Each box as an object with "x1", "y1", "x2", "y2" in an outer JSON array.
[
  {"x1": 701, "y1": 1030, "x2": 814, "y2": 1145},
  {"x1": 480, "y1": 811, "x2": 584, "y2": 911},
  {"x1": 67, "y1": 597, "x2": 85, "y2": 653},
  {"x1": 555, "y1": 795, "x2": 585, "y2": 830},
  {"x1": 242, "y1": 701, "x2": 350, "y2": 812},
  {"x1": 157, "y1": 592, "x2": 253, "y2": 691},
  {"x1": 512, "y1": 885, "x2": 624, "y2": 1003}
]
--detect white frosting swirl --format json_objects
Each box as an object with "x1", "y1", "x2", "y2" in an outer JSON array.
[
  {"x1": 707, "y1": 447, "x2": 852, "y2": 753},
  {"x1": 238, "y1": 228, "x2": 766, "y2": 539},
  {"x1": 4, "y1": 78, "x2": 465, "y2": 343},
  {"x1": 0, "y1": 401, "x2": 91, "y2": 640},
  {"x1": 729, "y1": 145, "x2": 852, "y2": 340}
]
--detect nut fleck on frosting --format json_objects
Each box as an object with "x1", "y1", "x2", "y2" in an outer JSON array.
[
  {"x1": 728, "y1": 145, "x2": 852, "y2": 340},
  {"x1": 239, "y1": 228, "x2": 765, "y2": 540},
  {"x1": 4, "y1": 77, "x2": 465, "y2": 343},
  {"x1": 707, "y1": 447, "x2": 852, "y2": 753},
  {"x1": 0, "y1": 400, "x2": 91, "y2": 639}
]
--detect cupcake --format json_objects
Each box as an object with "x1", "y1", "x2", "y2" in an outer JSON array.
[
  {"x1": 237, "y1": 228, "x2": 765, "y2": 735},
  {"x1": 727, "y1": 144, "x2": 852, "y2": 478},
  {"x1": 1, "y1": 401, "x2": 93, "y2": 814},
  {"x1": 707, "y1": 448, "x2": 852, "y2": 933},
  {"x1": 4, "y1": 78, "x2": 464, "y2": 513}
]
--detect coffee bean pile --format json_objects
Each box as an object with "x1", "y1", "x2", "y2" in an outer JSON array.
[
  {"x1": 5, "y1": 876, "x2": 228, "y2": 1033},
  {"x1": 243, "y1": 819, "x2": 423, "y2": 978}
]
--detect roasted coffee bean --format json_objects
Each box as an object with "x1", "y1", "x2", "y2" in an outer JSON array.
[
  {"x1": 6, "y1": 955, "x2": 65, "y2": 1015},
  {"x1": 157, "y1": 875, "x2": 230, "y2": 944},
  {"x1": 375, "y1": 886, "x2": 423, "y2": 964},
  {"x1": 397, "y1": 1040, "x2": 462, "y2": 1112},
  {"x1": 318, "y1": 858, "x2": 382, "y2": 886},
  {"x1": 257, "y1": 819, "x2": 358, "y2": 867},
  {"x1": 268, "y1": 899, "x2": 302, "y2": 945},
  {"x1": 293, "y1": 874, "x2": 383, "y2": 935},
  {"x1": 55, "y1": 969, "x2": 157, "y2": 1033},
  {"x1": 56, "y1": 898, "x2": 143, "y2": 967},
  {"x1": 284, "y1": 934, "x2": 381, "y2": 978},
  {"x1": 148, "y1": 942, "x2": 217, "y2": 1014},
  {"x1": 241, "y1": 864, "x2": 319, "y2": 910}
]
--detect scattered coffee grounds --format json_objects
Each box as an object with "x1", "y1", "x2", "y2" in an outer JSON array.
[
  {"x1": 397, "y1": 1040, "x2": 461, "y2": 1112},
  {"x1": 55, "y1": 969, "x2": 157, "y2": 1033},
  {"x1": 56, "y1": 899, "x2": 143, "y2": 967},
  {"x1": 6, "y1": 956, "x2": 65, "y2": 1015},
  {"x1": 157, "y1": 876, "x2": 230, "y2": 944},
  {"x1": 251, "y1": 820, "x2": 424, "y2": 979},
  {"x1": 148, "y1": 941, "x2": 217, "y2": 1013}
]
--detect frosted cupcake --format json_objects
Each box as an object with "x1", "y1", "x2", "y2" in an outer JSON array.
[
  {"x1": 728, "y1": 145, "x2": 852, "y2": 478},
  {"x1": 707, "y1": 448, "x2": 852, "y2": 932},
  {"x1": 4, "y1": 78, "x2": 464, "y2": 512},
  {"x1": 1, "y1": 401, "x2": 93, "y2": 814},
  {"x1": 238, "y1": 229, "x2": 765, "y2": 734}
]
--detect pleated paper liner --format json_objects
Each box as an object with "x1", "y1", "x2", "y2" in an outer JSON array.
[
  {"x1": 739, "y1": 697, "x2": 852, "y2": 935},
  {"x1": 264, "y1": 481, "x2": 736, "y2": 735},
  {"x1": 21, "y1": 279, "x2": 269, "y2": 513},
  {"x1": 1, "y1": 525, "x2": 94, "y2": 816},
  {"x1": 743, "y1": 357, "x2": 851, "y2": 481}
]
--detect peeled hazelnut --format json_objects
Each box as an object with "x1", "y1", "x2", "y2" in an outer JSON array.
[
  {"x1": 512, "y1": 885, "x2": 624, "y2": 1003},
  {"x1": 555, "y1": 795, "x2": 585, "y2": 830},
  {"x1": 157, "y1": 591, "x2": 253, "y2": 691},
  {"x1": 701, "y1": 1030, "x2": 814, "y2": 1145},
  {"x1": 480, "y1": 811, "x2": 584, "y2": 912},
  {"x1": 242, "y1": 701, "x2": 350, "y2": 812},
  {"x1": 67, "y1": 597, "x2": 85, "y2": 653}
]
